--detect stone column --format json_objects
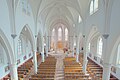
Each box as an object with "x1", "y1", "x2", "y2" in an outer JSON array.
[
  {"x1": 82, "y1": 35, "x2": 88, "y2": 74},
  {"x1": 46, "y1": 36, "x2": 49, "y2": 57},
  {"x1": 49, "y1": 36, "x2": 51, "y2": 50},
  {"x1": 69, "y1": 36, "x2": 72, "y2": 50},
  {"x1": 76, "y1": 36, "x2": 79, "y2": 62},
  {"x1": 68, "y1": 35, "x2": 70, "y2": 49},
  {"x1": 33, "y1": 50, "x2": 37, "y2": 74},
  {"x1": 33, "y1": 35, "x2": 38, "y2": 74},
  {"x1": 41, "y1": 36, "x2": 45, "y2": 62},
  {"x1": 83, "y1": 53, "x2": 88, "y2": 74},
  {"x1": 71, "y1": 36, "x2": 74, "y2": 57},
  {"x1": 76, "y1": 53, "x2": 79, "y2": 62},
  {"x1": 102, "y1": 63, "x2": 111, "y2": 80},
  {"x1": 10, "y1": 63, "x2": 18, "y2": 80},
  {"x1": 102, "y1": 34, "x2": 111, "y2": 80},
  {"x1": 56, "y1": 29, "x2": 58, "y2": 51},
  {"x1": 62, "y1": 28, "x2": 65, "y2": 48},
  {"x1": 10, "y1": 34, "x2": 18, "y2": 80},
  {"x1": 48, "y1": 36, "x2": 50, "y2": 51}
]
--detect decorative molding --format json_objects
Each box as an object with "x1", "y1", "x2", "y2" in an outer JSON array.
[
  {"x1": 11, "y1": 34, "x2": 17, "y2": 39},
  {"x1": 35, "y1": 35, "x2": 38, "y2": 38}
]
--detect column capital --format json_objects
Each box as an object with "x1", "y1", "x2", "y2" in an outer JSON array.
[
  {"x1": 102, "y1": 62, "x2": 111, "y2": 80},
  {"x1": 103, "y1": 63, "x2": 111, "y2": 67},
  {"x1": 9, "y1": 63, "x2": 17, "y2": 67},
  {"x1": 83, "y1": 35, "x2": 85, "y2": 38},
  {"x1": 35, "y1": 35, "x2": 38, "y2": 38},
  {"x1": 11, "y1": 34, "x2": 17, "y2": 39},
  {"x1": 102, "y1": 34, "x2": 109, "y2": 39}
]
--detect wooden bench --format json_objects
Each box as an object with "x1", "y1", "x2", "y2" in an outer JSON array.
[{"x1": 30, "y1": 56, "x2": 56, "y2": 80}]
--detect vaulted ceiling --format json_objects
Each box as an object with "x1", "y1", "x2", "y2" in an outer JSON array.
[{"x1": 15, "y1": 0, "x2": 91, "y2": 32}]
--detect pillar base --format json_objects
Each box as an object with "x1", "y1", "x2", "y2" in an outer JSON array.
[
  {"x1": 10, "y1": 63, "x2": 18, "y2": 80},
  {"x1": 83, "y1": 60, "x2": 88, "y2": 74},
  {"x1": 42, "y1": 52, "x2": 45, "y2": 62},
  {"x1": 72, "y1": 51, "x2": 74, "y2": 57},
  {"x1": 46, "y1": 54, "x2": 48, "y2": 57},
  {"x1": 102, "y1": 63, "x2": 111, "y2": 80},
  {"x1": 76, "y1": 54, "x2": 79, "y2": 62},
  {"x1": 33, "y1": 51, "x2": 38, "y2": 74}
]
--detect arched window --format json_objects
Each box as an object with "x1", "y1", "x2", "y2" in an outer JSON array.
[
  {"x1": 17, "y1": 38, "x2": 22, "y2": 55},
  {"x1": 90, "y1": 0, "x2": 99, "y2": 15},
  {"x1": 97, "y1": 37, "x2": 103, "y2": 58},
  {"x1": 117, "y1": 44, "x2": 120, "y2": 64},
  {"x1": 90, "y1": 0, "x2": 94, "y2": 15},
  {"x1": 58, "y1": 28, "x2": 62, "y2": 41},
  {"x1": 88, "y1": 43, "x2": 91, "y2": 52},
  {"x1": 26, "y1": 40, "x2": 32, "y2": 54},
  {"x1": 65, "y1": 28, "x2": 68, "y2": 41},
  {"x1": 94, "y1": 0, "x2": 98, "y2": 11},
  {"x1": 78, "y1": 15, "x2": 82, "y2": 23}
]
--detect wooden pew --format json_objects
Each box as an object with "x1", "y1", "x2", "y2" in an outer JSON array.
[
  {"x1": 30, "y1": 56, "x2": 56, "y2": 80},
  {"x1": 64, "y1": 57, "x2": 92, "y2": 80},
  {"x1": 79, "y1": 53, "x2": 119, "y2": 80}
]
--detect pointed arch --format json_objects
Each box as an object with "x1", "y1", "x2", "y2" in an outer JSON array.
[
  {"x1": 111, "y1": 36, "x2": 120, "y2": 65},
  {"x1": 17, "y1": 24, "x2": 35, "y2": 54},
  {"x1": 117, "y1": 44, "x2": 120, "y2": 64},
  {"x1": 0, "y1": 28, "x2": 14, "y2": 64}
]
